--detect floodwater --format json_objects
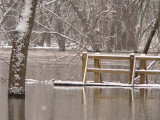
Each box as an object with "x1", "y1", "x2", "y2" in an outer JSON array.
[
  {"x1": 1, "y1": 49, "x2": 160, "y2": 120},
  {"x1": 1, "y1": 82, "x2": 160, "y2": 120}
]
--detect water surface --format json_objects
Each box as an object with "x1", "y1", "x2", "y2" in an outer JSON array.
[
  {"x1": 1, "y1": 82, "x2": 160, "y2": 120},
  {"x1": 1, "y1": 50, "x2": 160, "y2": 120}
]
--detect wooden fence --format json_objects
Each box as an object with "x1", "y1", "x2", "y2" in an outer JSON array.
[{"x1": 82, "y1": 52, "x2": 160, "y2": 86}]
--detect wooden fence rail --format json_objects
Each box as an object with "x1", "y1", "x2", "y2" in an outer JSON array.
[{"x1": 82, "y1": 52, "x2": 160, "y2": 86}]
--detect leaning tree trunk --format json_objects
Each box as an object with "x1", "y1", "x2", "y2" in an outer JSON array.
[
  {"x1": 135, "y1": 1, "x2": 160, "y2": 83},
  {"x1": 8, "y1": 0, "x2": 38, "y2": 95},
  {"x1": 143, "y1": 1, "x2": 160, "y2": 54}
]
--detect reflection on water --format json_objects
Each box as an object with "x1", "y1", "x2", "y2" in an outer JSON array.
[
  {"x1": 8, "y1": 96, "x2": 25, "y2": 120},
  {"x1": 1, "y1": 52, "x2": 160, "y2": 120},
  {"x1": 1, "y1": 82, "x2": 160, "y2": 120},
  {"x1": 0, "y1": 82, "x2": 8, "y2": 120}
]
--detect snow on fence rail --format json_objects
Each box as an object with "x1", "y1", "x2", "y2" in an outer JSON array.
[{"x1": 82, "y1": 52, "x2": 160, "y2": 86}]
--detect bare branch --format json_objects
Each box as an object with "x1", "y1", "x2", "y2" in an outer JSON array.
[
  {"x1": 42, "y1": 6, "x2": 87, "y2": 38},
  {"x1": 44, "y1": 0, "x2": 57, "y2": 6},
  {"x1": 0, "y1": 0, "x2": 19, "y2": 24},
  {"x1": 32, "y1": 30, "x2": 90, "y2": 51}
]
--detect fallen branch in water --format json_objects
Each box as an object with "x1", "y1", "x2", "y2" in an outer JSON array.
[
  {"x1": 0, "y1": 56, "x2": 9, "y2": 65},
  {"x1": 67, "y1": 44, "x2": 88, "y2": 65}
]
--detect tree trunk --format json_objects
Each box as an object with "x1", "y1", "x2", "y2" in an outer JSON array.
[
  {"x1": 8, "y1": 0, "x2": 38, "y2": 95},
  {"x1": 55, "y1": 1, "x2": 66, "y2": 51},
  {"x1": 143, "y1": 1, "x2": 160, "y2": 54}
]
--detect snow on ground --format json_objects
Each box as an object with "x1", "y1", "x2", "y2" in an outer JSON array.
[{"x1": 25, "y1": 79, "x2": 55, "y2": 84}]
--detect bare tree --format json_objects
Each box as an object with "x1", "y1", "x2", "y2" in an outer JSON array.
[
  {"x1": 54, "y1": 0, "x2": 66, "y2": 51},
  {"x1": 8, "y1": 0, "x2": 38, "y2": 95},
  {"x1": 143, "y1": 1, "x2": 160, "y2": 54},
  {"x1": 0, "y1": 0, "x2": 22, "y2": 45},
  {"x1": 0, "y1": 0, "x2": 159, "y2": 53}
]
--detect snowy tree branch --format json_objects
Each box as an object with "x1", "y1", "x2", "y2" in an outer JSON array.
[{"x1": 42, "y1": 6, "x2": 87, "y2": 38}]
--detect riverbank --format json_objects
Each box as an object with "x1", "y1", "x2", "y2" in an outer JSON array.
[{"x1": 0, "y1": 46, "x2": 157, "y2": 65}]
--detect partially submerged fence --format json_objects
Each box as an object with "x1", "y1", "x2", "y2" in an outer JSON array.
[{"x1": 82, "y1": 52, "x2": 160, "y2": 86}]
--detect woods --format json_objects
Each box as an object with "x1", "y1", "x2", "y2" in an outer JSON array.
[
  {"x1": 0, "y1": 0, "x2": 159, "y2": 52},
  {"x1": 143, "y1": 1, "x2": 160, "y2": 54},
  {"x1": 1, "y1": 1, "x2": 160, "y2": 120},
  {"x1": 0, "y1": 0, "x2": 159, "y2": 95}
]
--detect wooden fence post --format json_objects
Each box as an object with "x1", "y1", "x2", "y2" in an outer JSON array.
[
  {"x1": 99, "y1": 61, "x2": 102, "y2": 83},
  {"x1": 94, "y1": 59, "x2": 101, "y2": 83},
  {"x1": 140, "y1": 58, "x2": 147, "y2": 84},
  {"x1": 82, "y1": 52, "x2": 89, "y2": 84},
  {"x1": 130, "y1": 53, "x2": 136, "y2": 84},
  {"x1": 82, "y1": 52, "x2": 87, "y2": 82}
]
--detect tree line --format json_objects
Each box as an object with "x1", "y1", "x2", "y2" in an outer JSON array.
[{"x1": 0, "y1": 0, "x2": 159, "y2": 52}]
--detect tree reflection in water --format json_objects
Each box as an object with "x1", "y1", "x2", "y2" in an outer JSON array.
[
  {"x1": 0, "y1": 82, "x2": 160, "y2": 120},
  {"x1": 8, "y1": 96, "x2": 25, "y2": 120}
]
